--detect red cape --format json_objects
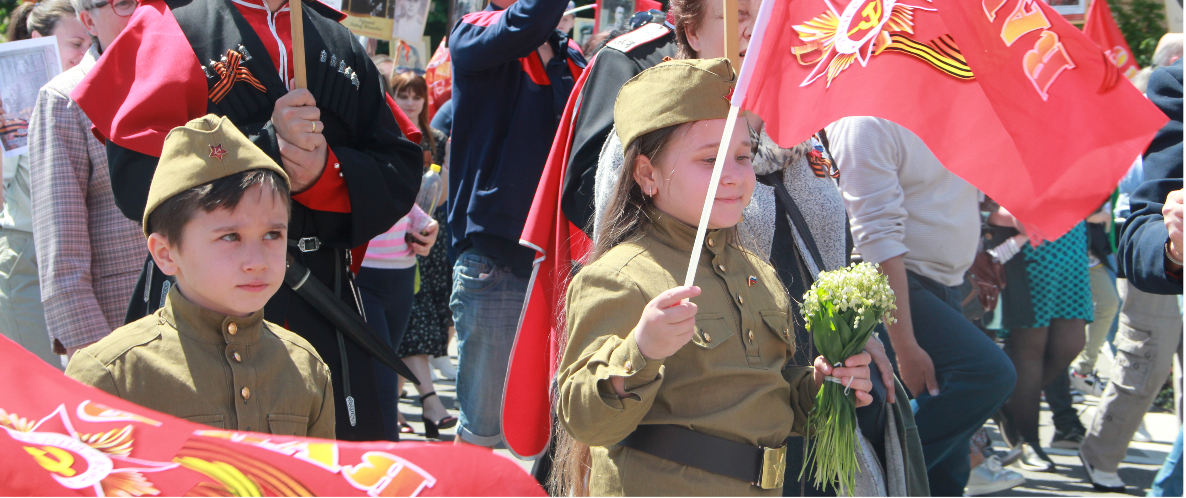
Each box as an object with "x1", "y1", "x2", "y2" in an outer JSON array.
[
  {"x1": 72, "y1": 0, "x2": 421, "y2": 158},
  {"x1": 502, "y1": 56, "x2": 595, "y2": 459}
]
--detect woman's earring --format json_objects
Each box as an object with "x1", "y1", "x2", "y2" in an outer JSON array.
[{"x1": 647, "y1": 186, "x2": 654, "y2": 196}]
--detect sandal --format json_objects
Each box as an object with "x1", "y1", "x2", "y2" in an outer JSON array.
[{"x1": 419, "y1": 392, "x2": 458, "y2": 440}]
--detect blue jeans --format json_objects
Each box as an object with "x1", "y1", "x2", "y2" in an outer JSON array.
[
  {"x1": 449, "y1": 250, "x2": 530, "y2": 446},
  {"x1": 882, "y1": 272, "x2": 1017, "y2": 496},
  {"x1": 356, "y1": 266, "x2": 417, "y2": 441},
  {"x1": 1150, "y1": 429, "x2": 1183, "y2": 497}
]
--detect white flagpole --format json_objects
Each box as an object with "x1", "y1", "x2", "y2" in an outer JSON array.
[{"x1": 681, "y1": 0, "x2": 775, "y2": 288}]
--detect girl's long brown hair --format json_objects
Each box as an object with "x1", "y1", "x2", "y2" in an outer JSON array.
[
  {"x1": 549, "y1": 126, "x2": 676, "y2": 496},
  {"x1": 389, "y1": 71, "x2": 437, "y2": 160},
  {"x1": 549, "y1": 123, "x2": 748, "y2": 495}
]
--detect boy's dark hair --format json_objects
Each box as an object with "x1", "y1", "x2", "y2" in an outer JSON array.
[{"x1": 146, "y1": 169, "x2": 290, "y2": 246}]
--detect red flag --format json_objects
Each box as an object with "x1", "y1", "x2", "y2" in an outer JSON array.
[
  {"x1": 1083, "y1": 0, "x2": 1141, "y2": 80},
  {"x1": 739, "y1": 0, "x2": 1167, "y2": 241},
  {"x1": 424, "y1": 39, "x2": 452, "y2": 121},
  {"x1": 0, "y1": 336, "x2": 544, "y2": 497},
  {"x1": 635, "y1": 0, "x2": 662, "y2": 13},
  {"x1": 502, "y1": 59, "x2": 596, "y2": 460}
]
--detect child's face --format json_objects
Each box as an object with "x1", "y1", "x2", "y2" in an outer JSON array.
[
  {"x1": 637, "y1": 117, "x2": 755, "y2": 229},
  {"x1": 148, "y1": 185, "x2": 289, "y2": 318}
]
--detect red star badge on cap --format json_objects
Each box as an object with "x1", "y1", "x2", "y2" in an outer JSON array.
[{"x1": 209, "y1": 143, "x2": 228, "y2": 161}]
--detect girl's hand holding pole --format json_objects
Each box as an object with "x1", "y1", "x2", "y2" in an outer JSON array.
[
  {"x1": 609, "y1": 285, "x2": 702, "y2": 399},
  {"x1": 633, "y1": 286, "x2": 701, "y2": 360}
]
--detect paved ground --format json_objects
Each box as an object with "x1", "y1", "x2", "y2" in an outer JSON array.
[{"x1": 396, "y1": 341, "x2": 1180, "y2": 496}]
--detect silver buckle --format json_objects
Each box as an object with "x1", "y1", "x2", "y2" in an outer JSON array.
[
  {"x1": 296, "y1": 237, "x2": 321, "y2": 252},
  {"x1": 756, "y1": 445, "x2": 787, "y2": 490}
]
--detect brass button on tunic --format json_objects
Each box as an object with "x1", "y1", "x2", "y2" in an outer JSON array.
[
  {"x1": 66, "y1": 290, "x2": 336, "y2": 439},
  {"x1": 558, "y1": 209, "x2": 817, "y2": 496}
]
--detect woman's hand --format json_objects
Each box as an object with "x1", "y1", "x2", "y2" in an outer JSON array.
[
  {"x1": 864, "y1": 337, "x2": 896, "y2": 403},
  {"x1": 407, "y1": 219, "x2": 438, "y2": 256},
  {"x1": 633, "y1": 286, "x2": 701, "y2": 360},
  {"x1": 813, "y1": 352, "x2": 874, "y2": 408}
]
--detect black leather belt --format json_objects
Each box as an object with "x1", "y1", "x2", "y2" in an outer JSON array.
[{"x1": 618, "y1": 424, "x2": 786, "y2": 489}]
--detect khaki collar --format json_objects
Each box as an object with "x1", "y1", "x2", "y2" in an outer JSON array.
[
  {"x1": 645, "y1": 206, "x2": 726, "y2": 255},
  {"x1": 162, "y1": 287, "x2": 265, "y2": 345}
]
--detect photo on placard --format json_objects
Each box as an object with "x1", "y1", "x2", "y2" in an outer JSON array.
[
  {"x1": 1044, "y1": 0, "x2": 1087, "y2": 15},
  {"x1": 340, "y1": 0, "x2": 395, "y2": 38},
  {"x1": 574, "y1": 18, "x2": 596, "y2": 46},
  {"x1": 394, "y1": 38, "x2": 429, "y2": 71},
  {"x1": 599, "y1": 0, "x2": 634, "y2": 31},
  {"x1": 0, "y1": 37, "x2": 61, "y2": 157},
  {"x1": 343, "y1": 0, "x2": 387, "y2": 16},
  {"x1": 392, "y1": 0, "x2": 432, "y2": 45}
]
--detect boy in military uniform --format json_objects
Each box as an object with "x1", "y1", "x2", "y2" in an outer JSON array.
[{"x1": 66, "y1": 115, "x2": 335, "y2": 439}]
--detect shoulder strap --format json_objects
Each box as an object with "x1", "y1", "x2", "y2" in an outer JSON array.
[{"x1": 759, "y1": 171, "x2": 827, "y2": 276}]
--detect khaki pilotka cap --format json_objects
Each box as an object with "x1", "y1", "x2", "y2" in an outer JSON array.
[
  {"x1": 613, "y1": 57, "x2": 737, "y2": 151},
  {"x1": 142, "y1": 114, "x2": 290, "y2": 236}
]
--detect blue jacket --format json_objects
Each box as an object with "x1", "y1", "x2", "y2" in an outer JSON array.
[
  {"x1": 1119, "y1": 60, "x2": 1182, "y2": 295},
  {"x1": 448, "y1": 0, "x2": 586, "y2": 274}
]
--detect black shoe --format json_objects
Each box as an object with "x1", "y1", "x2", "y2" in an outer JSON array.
[
  {"x1": 419, "y1": 392, "x2": 458, "y2": 440},
  {"x1": 1050, "y1": 425, "x2": 1086, "y2": 450},
  {"x1": 994, "y1": 410, "x2": 1021, "y2": 449}
]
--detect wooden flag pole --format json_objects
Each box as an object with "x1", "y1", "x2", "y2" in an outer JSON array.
[
  {"x1": 723, "y1": 0, "x2": 739, "y2": 71},
  {"x1": 683, "y1": 0, "x2": 742, "y2": 288},
  {"x1": 290, "y1": 0, "x2": 307, "y2": 89},
  {"x1": 682, "y1": 105, "x2": 742, "y2": 288}
]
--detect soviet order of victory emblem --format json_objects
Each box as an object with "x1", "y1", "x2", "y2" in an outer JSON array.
[{"x1": 791, "y1": 0, "x2": 974, "y2": 87}]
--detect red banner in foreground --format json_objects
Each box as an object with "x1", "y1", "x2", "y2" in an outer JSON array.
[{"x1": 0, "y1": 336, "x2": 544, "y2": 497}]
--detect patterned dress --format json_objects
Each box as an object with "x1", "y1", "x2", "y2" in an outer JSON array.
[
  {"x1": 999, "y1": 222, "x2": 1094, "y2": 329},
  {"x1": 398, "y1": 128, "x2": 451, "y2": 358}
]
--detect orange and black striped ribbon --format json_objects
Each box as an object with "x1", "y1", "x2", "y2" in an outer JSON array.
[
  {"x1": 883, "y1": 33, "x2": 974, "y2": 80},
  {"x1": 209, "y1": 50, "x2": 267, "y2": 104}
]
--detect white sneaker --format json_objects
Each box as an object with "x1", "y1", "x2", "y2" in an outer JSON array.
[
  {"x1": 1070, "y1": 370, "x2": 1105, "y2": 397},
  {"x1": 966, "y1": 455, "x2": 1025, "y2": 496},
  {"x1": 1079, "y1": 450, "x2": 1126, "y2": 492},
  {"x1": 430, "y1": 355, "x2": 457, "y2": 380}
]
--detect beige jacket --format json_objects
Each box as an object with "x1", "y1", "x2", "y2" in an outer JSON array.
[
  {"x1": 558, "y1": 208, "x2": 817, "y2": 496},
  {"x1": 30, "y1": 46, "x2": 145, "y2": 350},
  {"x1": 66, "y1": 289, "x2": 335, "y2": 439}
]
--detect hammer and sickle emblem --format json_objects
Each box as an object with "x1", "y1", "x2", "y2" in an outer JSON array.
[
  {"x1": 25, "y1": 445, "x2": 77, "y2": 476},
  {"x1": 848, "y1": 0, "x2": 883, "y2": 36}
]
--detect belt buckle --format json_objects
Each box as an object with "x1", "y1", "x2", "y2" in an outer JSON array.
[
  {"x1": 297, "y1": 237, "x2": 321, "y2": 252},
  {"x1": 757, "y1": 445, "x2": 787, "y2": 490}
]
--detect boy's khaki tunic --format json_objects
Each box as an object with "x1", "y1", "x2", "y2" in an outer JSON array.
[
  {"x1": 66, "y1": 290, "x2": 335, "y2": 439},
  {"x1": 558, "y1": 208, "x2": 818, "y2": 496}
]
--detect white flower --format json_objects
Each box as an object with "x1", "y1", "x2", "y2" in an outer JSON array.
[{"x1": 801, "y1": 262, "x2": 897, "y2": 330}]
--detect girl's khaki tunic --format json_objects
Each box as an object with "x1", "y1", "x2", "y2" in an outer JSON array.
[{"x1": 558, "y1": 208, "x2": 818, "y2": 496}]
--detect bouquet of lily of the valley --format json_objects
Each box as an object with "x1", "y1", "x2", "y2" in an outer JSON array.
[{"x1": 799, "y1": 262, "x2": 896, "y2": 495}]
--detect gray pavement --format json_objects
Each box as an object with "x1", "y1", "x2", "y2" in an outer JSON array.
[{"x1": 395, "y1": 342, "x2": 1180, "y2": 497}]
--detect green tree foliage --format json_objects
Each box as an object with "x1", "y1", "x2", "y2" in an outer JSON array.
[
  {"x1": 424, "y1": 0, "x2": 449, "y2": 50},
  {"x1": 0, "y1": 0, "x2": 21, "y2": 42},
  {"x1": 1106, "y1": 0, "x2": 1168, "y2": 68}
]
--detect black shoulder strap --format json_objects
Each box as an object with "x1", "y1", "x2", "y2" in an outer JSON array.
[{"x1": 759, "y1": 171, "x2": 828, "y2": 275}]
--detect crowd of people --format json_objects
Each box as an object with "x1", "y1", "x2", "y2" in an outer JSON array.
[{"x1": 0, "y1": 0, "x2": 1181, "y2": 496}]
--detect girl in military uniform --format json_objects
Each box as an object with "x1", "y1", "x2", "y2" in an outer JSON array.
[{"x1": 553, "y1": 58, "x2": 874, "y2": 496}]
